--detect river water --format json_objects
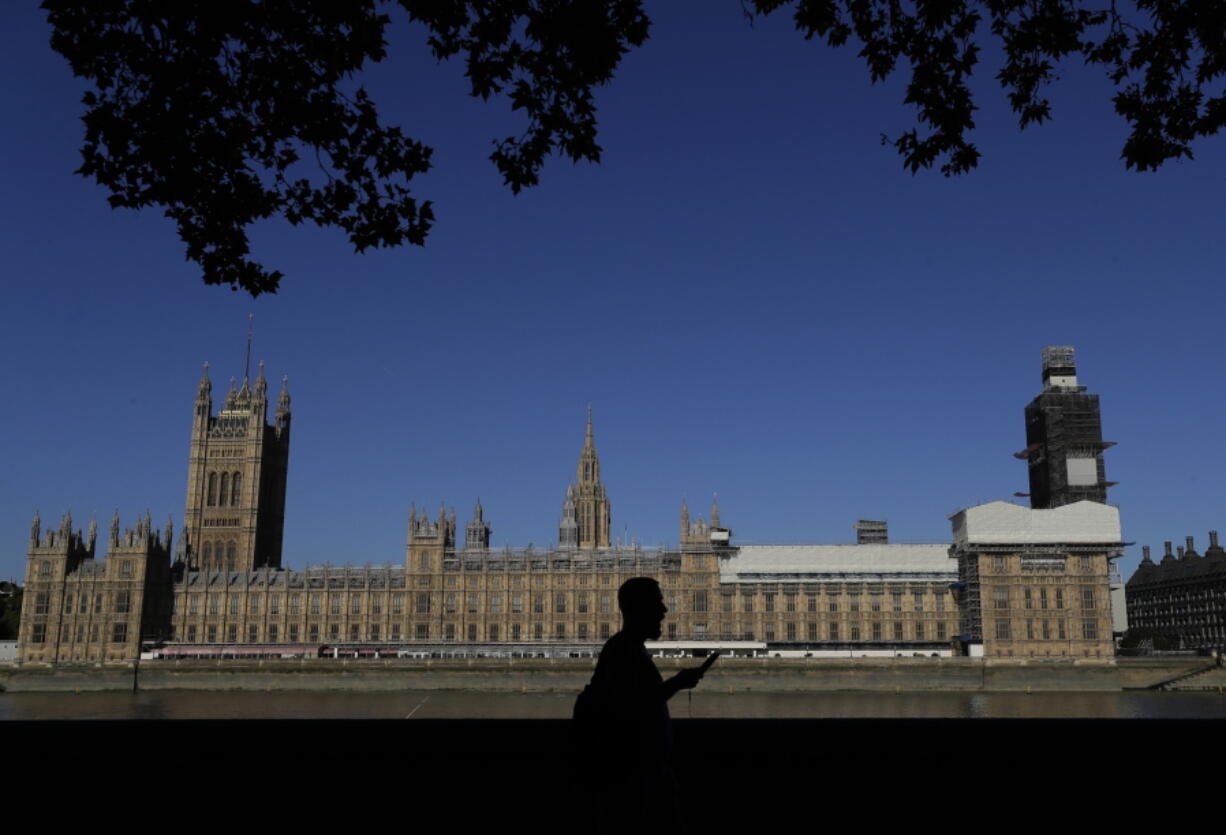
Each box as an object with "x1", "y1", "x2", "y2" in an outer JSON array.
[{"x1": 3, "y1": 688, "x2": 1226, "y2": 720}]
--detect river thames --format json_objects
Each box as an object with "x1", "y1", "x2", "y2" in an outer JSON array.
[{"x1": 3, "y1": 688, "x2": 1225, "y2": 720}]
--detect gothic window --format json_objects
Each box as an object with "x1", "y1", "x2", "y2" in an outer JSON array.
[
  {"x1": 112, "y1": 623, "x2": 128, "y2": 644},
  {"x1": 229, "y1": 596, "x2": 240, "y2": 615},
  {"x1": 207, "y1": 472, "x2": 217, "y2": 506},
  {"x1": 64, "y1": 594, "x2": 73, "y2": 615},
  {"x1": 231, "y1": 472, "x2": 242, "y2": 506},
  {"x1": 467, "y1": 624, "x2": 478, "y2": 642},
  {"x1": 351, "y1": 595, "x2": 361, "y2": 615},
  {"x1": 39, "y1": 561, "x2": 51, "y2": 578},
  {"x1": 202, "y1": 542, "x2": 213, "y2": 570},
  {"x1": 420, "y1": 552, "x2": 430, "y2": 572},
  {"x1": 219, "y1": 472, "x2": 230, "y2": 507},
  {"x1": 35, "y1": 592, "x2": 49, "y2": 614},
  {"x1": 556, "y1": 593, "x2": 567, "y2": 614},
  {"x1": 115, "y1": 591, "x2": 131, "y2": 614},
  {"x1": 248, "y1": 624, "x2": 258, "y2": 643},
  {"x1": 226, "y1": 542, "x2": 236, "y2": 571},
  {"x1": 331, "y1": 596, "x2": 342, "y2": 615}
]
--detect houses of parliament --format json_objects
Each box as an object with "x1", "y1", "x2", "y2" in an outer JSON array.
[{"x1": 17, "y1": 348, "x2": 1123, "y2": 664}]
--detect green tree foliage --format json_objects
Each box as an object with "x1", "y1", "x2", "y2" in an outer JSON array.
[
  {"x1": 44, "y1": 1, "x2": 1226, "y2": 295},
  {"x1": 0, "y1": 584, "x2": 22, "y2": 640}
]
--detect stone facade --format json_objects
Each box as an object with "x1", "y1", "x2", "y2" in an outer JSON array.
[
  {"x1": 17, "y1": 346, "x2": 1123, "y2": 664},
  {"x1": 1125, "y1": 535, "x2": 1226, "y2": 650},
  {"x1": 951, "y1": 501, "x2": 1121, "y2": 659},
  {"x1": 17, "y1": 511, "x2": 171, "y2": 664}
]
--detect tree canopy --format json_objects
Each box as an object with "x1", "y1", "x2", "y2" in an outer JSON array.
[{"x1": 44, "y1": 1, "x2": 1226, "y2": 296}]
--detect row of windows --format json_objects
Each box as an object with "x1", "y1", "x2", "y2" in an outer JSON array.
[
  {"x1": 200, "y1": 541, "x2": 238, "y2": 572},
  {"x1": 28, "y1": 622, "x2": 128, "y2": 644},
  {"x1": 178, "y1": 590, "x2": 953, "y2": 616},
  {"x1": 989, "y1": 555, "x2": 1098, "y2": 573},
  {"x1": 35, "y1": 590, "x2": 132, "y2": 615},
  {"x1": 990, "y1": 588, "x2": 1095, "y2": 610},
  {"x1": 170, "y1": 620, "x2": 957, "y2": 644},
  {"x1": 36, "y1": 559, "x2": 134, "y2": 578},
  {"x1": 206, "y1": 471, "x2": 243, "y2": 507},
  {"x1": 992, "y1": 619, "x2": 1101, "y2": 641}
]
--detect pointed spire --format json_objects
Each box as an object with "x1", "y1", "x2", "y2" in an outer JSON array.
[
  {"x1": 87, "y1": 515, "x2": 98, "y2": 552},
  {"x1": 585, "y1": 403, "x2": 594, "y2": 447},
  {"x1": 711, "y1": 493, "x2": 721, "y2": 528},
  {"x1": 30, "y1": 510, "x2": 40, "y2": 546},
  {"x1": 255, "y1": 360, "x2": 267, "y2": 397},
  {"x1": 680, "y1": 498, "x2": 690, "y2": 542},
  {"x1": 474, "y1": 498, "x2": 483, "y2": 521},
  {"x1": 275, "y1": 375, "x2": 291, "y2": 428},
  {"x1": 110, "y1": 509, "x2": 120, "y2": 548},
  {"x1": 165, "y1": 515, "x2": 174, "y2": 552},
  {"x1": 60, "y1": 510, "x2": 72, "y2": 536},
  {"x1": 197, "y1": 362, "x2": 212, "y2": 398},
  {"x1": 225, "y1": 376, "x2": 238, "y2": 409}
]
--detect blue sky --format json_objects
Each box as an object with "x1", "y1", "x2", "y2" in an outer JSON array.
[{"x1": 2, "y1": 4, "x2": 1223, "y2": 583}]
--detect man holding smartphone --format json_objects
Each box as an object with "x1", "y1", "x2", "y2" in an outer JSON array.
[{"x1": 577, "y1": 576, "x2": 719, "y2": 833}]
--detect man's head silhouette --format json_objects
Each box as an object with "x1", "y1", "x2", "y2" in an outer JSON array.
[{"x1": 618, "y1": 577, "x2": 666, "y2": 641}]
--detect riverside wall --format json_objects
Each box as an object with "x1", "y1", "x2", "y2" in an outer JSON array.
[{"x1": 2, "y1": 656, "x2": 1209, "y2": 693}]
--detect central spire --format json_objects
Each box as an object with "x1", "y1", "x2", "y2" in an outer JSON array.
[{"x1": 564, "y1": 405, "x2": 611, "y2": 549}]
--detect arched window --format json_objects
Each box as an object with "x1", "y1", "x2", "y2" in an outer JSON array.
[
  {"x1": 219, "y1": 473, "x2": 230, "y2": 507},
  {"x1": 231, "y1": 472, "x2": 242, "y2": 506},
  {"x1": 207, "y1": 472, "x2": 217, "y2": 507},
  {"x1": 420, "y1": 551, "x2": 430, "y2": 571},
  {"x1": 39, "y1": 560, "x2": 51, "y2": 577},
  {"x1": 202, "y1": 542, "x2": 213, "y2": 571},
  {"x1": 226, "y1": 542, "x2": 237, "y2": 572}
]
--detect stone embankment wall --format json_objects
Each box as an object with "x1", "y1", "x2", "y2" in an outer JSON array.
[{"x1": 3, "y1": 656, "x2": 1208, "y2": 693}]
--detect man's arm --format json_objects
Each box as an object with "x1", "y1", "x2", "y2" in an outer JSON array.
[{"x1": 660, "y1": 654, "x2": 719, "y2": 702}]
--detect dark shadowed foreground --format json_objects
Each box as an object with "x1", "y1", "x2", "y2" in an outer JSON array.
[{"x1": 10, "y1": 718, "x2": 1217, "y2": 831}]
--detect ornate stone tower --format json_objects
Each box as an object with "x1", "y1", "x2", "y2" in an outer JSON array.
[
  {"x1": 566, "y1": 406, "x2": 610, "y2": 549},
  {"x1": 182, "y1": 362, "x2": 291, "y2": 572},
  {"x1": 1020, "y1": 346, "x2": 1112, "y2": 509},
  {"x1": 465, "y1": 500, "x2": 491, "y2": 551}
]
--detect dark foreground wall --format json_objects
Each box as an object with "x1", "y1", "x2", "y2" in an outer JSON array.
[{"x1": 9, "y1": 718, "x2": 1219, "y2": 831}]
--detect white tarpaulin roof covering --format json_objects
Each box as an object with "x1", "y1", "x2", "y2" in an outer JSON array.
[
  {"x1": 951, "y1": 500, "x2": 1121, "y2": 545},
  {"x1": 720, "y1": 544, "x2": 954, "y2": 582}
]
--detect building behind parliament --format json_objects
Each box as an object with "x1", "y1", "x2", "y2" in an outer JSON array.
[{"x1": 16, "y1": 349, "x2": 1122, "y2": 663}]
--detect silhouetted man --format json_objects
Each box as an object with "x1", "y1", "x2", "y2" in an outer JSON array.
[{"x1": 576, "y1": 576, "x2": 717, "y2": 833}]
